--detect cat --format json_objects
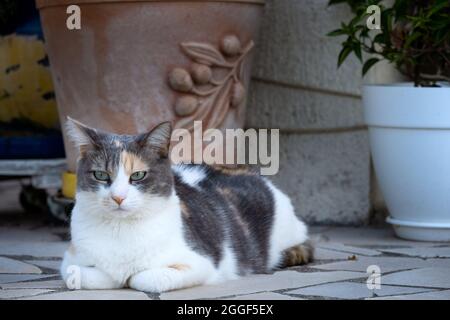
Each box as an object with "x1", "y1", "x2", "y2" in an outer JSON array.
[{"x1": 60, "y1": 117, "x2": 313, "y2": 293}]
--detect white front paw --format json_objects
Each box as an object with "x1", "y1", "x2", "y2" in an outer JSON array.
[
  {"x1": 62, "y1": 265, "x2": 121, "y2": 290},
  {"x1": 63, "y1": 264, "x2": 83, "y2": 290},
  {"x1": 128, "y1": 270, "x2": 165, "y2": 293}
]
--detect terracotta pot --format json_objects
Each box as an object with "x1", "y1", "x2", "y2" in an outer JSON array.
[{"x1": 36, "y1": 0, "x2": 265, "y2": 172}]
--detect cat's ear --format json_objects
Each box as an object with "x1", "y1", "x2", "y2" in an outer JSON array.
[
  {"x1": 136, "y1": 121, "x2": 172, "y2": 157},
  {"x1": 65, "y1": 117, "x2": 101, "y2": 155}
]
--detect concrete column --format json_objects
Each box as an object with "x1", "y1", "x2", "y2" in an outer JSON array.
[{"x1": 247, "y1": 0, "x2": 371, "y2": 225}]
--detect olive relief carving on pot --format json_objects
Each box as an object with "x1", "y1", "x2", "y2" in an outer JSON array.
[{"x1": 168, "y1": 34, "x2": 254, "y2": 133}]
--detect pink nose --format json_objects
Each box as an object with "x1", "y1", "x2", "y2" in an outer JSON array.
[{"x1": 111, "y1": 196, "x2": 125, "y2": 205}]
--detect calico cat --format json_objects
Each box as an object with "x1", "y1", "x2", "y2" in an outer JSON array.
[{"x1": 61, "y1": 117, "x2": 313, "y2": 293}]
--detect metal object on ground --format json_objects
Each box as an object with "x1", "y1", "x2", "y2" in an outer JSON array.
[{"x1": 0, "y1": 158, "x2": 72, "y2": 222}]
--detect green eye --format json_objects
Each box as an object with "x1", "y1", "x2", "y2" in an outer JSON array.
[
  {"x1": 130, "y1": 171, "x2": 146, "y2": 182},
  {"x1": 93, "y1": 171, "x2": 110, "y2": 181}
]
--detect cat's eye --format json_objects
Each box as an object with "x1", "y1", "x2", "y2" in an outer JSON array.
[
  {"x1": 130, "y1": 171, "x2": 146, "y2": 182},
  {"x1": 93, "y1": 171, "x2": 110, "y2": 181}
]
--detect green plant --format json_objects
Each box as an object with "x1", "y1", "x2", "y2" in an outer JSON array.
[{"x1": 328, "y1": 0, "x2": 450, "y2": 86}]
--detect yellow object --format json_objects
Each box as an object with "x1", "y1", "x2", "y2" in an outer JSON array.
[
  {"x1": 62, "y1": 171, "x2": 77, "y2": 199},
  {"x1": 0, "y1": 34, "x2": 59, "y2": 128}
]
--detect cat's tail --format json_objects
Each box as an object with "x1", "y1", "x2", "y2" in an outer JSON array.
[{"x1": 280, "y1": 240, "x2": 314, "y2": 267}]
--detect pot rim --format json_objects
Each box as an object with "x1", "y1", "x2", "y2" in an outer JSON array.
[
  {"x1": 363, "y1": 81, "x2": 450, "y2": 128},
  {"x1": 363, "y1": 81, "x2": 450, "y2": 89},
  {"x1": 387, "y1": 217, "x2": 450, "y2": 229},
  {"x1": 36, "y1": 0, "x2": 265, "y2": 9}
]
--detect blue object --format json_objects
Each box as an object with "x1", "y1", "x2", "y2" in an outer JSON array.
[
  {"x1": 0, "y1": 134, "x2": 65, "y2": 159},
  {"x1": 15, "y1": 13, "x2": 44, "y2": 40}
]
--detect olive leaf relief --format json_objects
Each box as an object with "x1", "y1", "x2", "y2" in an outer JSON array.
[{"x1": 168, "y1": 35, "x2": 254, "y2": 133}]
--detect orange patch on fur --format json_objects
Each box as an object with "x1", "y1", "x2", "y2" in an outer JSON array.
[
  {"x1": 79, "y1": 145, "x2": 89, "y2": 158},
  {"x1": 234, "y1": 211, "x2": 250, "y2": 236},
  {"x1": 168, "y1": 264, "x2": 190, "y2": 271},
  {"x1": 213, "y1": 165, "x2": 257, "y2": 176},
  {"x1": 217, "y1": 187, "x2": 233, "y2": 197},
  {"x1": 216, "y1": 188, "x2": 250, "y2": 236},
  {"x1": 179, "y1": 201, "x2": 190, "y2": 218},
  {"x1": 120, "y1": 151, "x2": 148, "y2": 176}
]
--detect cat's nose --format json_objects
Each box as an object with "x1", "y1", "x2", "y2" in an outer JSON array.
[{"x1": 111, "y1": 196, "x2": 125, "y2": 206}]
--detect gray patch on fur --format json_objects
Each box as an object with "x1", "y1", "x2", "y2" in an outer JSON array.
[{"x1": 175, "y1": 164, "x2": 276, "y2": 274}]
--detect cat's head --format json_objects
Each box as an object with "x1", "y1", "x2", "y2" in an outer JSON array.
[{"x1": 66, "y1": 117, "x2": 174, "y2": 219}]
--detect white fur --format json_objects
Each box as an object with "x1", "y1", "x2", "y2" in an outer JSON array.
[
  {"x1": 62, "y1": 190, "x2": 216, "y2": 291},
  {"x1": 264, "y1": 178, "x2": 309, "y2": 268},
  {"x1": 171, "y1": 165, "x2": 206, "y2": 187},
  {"x1": 207, "y1": 243, "x2": 239, "y2": 284},
  {"x1": 65, "y1": 117, "x2": 93, "y2": 149},
  {"x1": 61, "y1": 168, "x2": 309, "y2": 293},
  {"x1": 110, "y1": 166, "x2": 130, "y2": 200}
]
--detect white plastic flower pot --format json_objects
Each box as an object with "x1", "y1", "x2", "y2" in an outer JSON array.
[{"x1": 363, "y1": 83, "x2": 450, "y2": 241}]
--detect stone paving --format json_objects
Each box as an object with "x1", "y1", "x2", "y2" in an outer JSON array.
[{"x1": 1, "y1": 222, "x2": 450, "y2": 300}]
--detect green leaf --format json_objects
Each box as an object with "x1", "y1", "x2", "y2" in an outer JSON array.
[
  {"x1": 362, "y1": 58, "x2": 379, "y2": 75},
  {"x1": 373, "y1": 33, "x2": 384, "y2": 44},
  {"x1": 327, "y1": 0, "x2": 450, "y2": 84},
  {"x1": 404, "y1": 32, "x2": 421, "y2": 49},
  {"x1": 353, "y1": 43, "x2": 363, "y2": 61},
  {"x1": 427, "y1": 1, "x2": 449, "y2": 18},
  {"x1": 337, "y1": 46, "x2": 352, "y2": 67},
  {"x1": 327, "y1": 0, "x2": 347, "y2": 6},
  {"x1": 327, "y1": 29, "x2": 347, "y2": 37}
]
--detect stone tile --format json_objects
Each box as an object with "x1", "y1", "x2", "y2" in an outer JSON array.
[
  {"x1": 0, "y1": 257, "x2": 42, "y2": 274},
  {"x1": 0, "y1": 227, "x2": 62, "y2": 242},
  {"x1": 272, "y1": 131, "x2": 370, "y2": 225},
  {"x1": 161, "y1": 271, "x2": 365, "y2": 300},
  {"x1": 0, "y1": 289, "x2": 54, "y2": 299},
  {"x1": 380, "y1": 247, "x2": 450, "y2": 258},
  {"x1": 1, "y1": 279, "x2": 65, "y2": 289},
  {"x1": 382, "y1": 268, "x2": 450, "y2": 289},
  {"x1": 312, "y1": 256, "x2": 450, "y2": 273},
  {"x1": 368, "y1": 290, "x2": 450, "y2": 300},
  {"x1": 227, "y1": 292, "x2": 303, "y2": 300},
  {"x1": 317, "y1": 243, "x2": 381, "y2": 256},
  {"x1": 286, "y1": 282, "x2": 436, "y2": 299},
  {"x1": 314, "y1": 248, "x2": 353, "y2": 261},
  {"x1": 25, "y1": 260, "x2": 61, "y2": 271},
  {"x1": 21, "y1": 289, "x2": 150, "y2": 300},
  {"x1": 0, "y1": 241, "x2": 68, "y2": 258},
  {"x1": 0, "y1": 274, "x2": 54, "y2": 285}
]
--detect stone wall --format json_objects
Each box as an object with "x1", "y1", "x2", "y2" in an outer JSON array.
[{"x1": 246, "y1": 0, "x2": 371, "y2": 225}]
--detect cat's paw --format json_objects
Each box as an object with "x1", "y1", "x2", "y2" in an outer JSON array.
[
  {"x1": 128, "y1": 269, "x2": 182, "y2": 293},
  {"x1": 81, "y1": 268, "x2": 122, "y2": 290},
  {"x1": 62, "y1": 265, "x2": 122, "y2": 290},
  {"x1": 128, "y1": 270, "x2": 164, "y2": 293}
]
